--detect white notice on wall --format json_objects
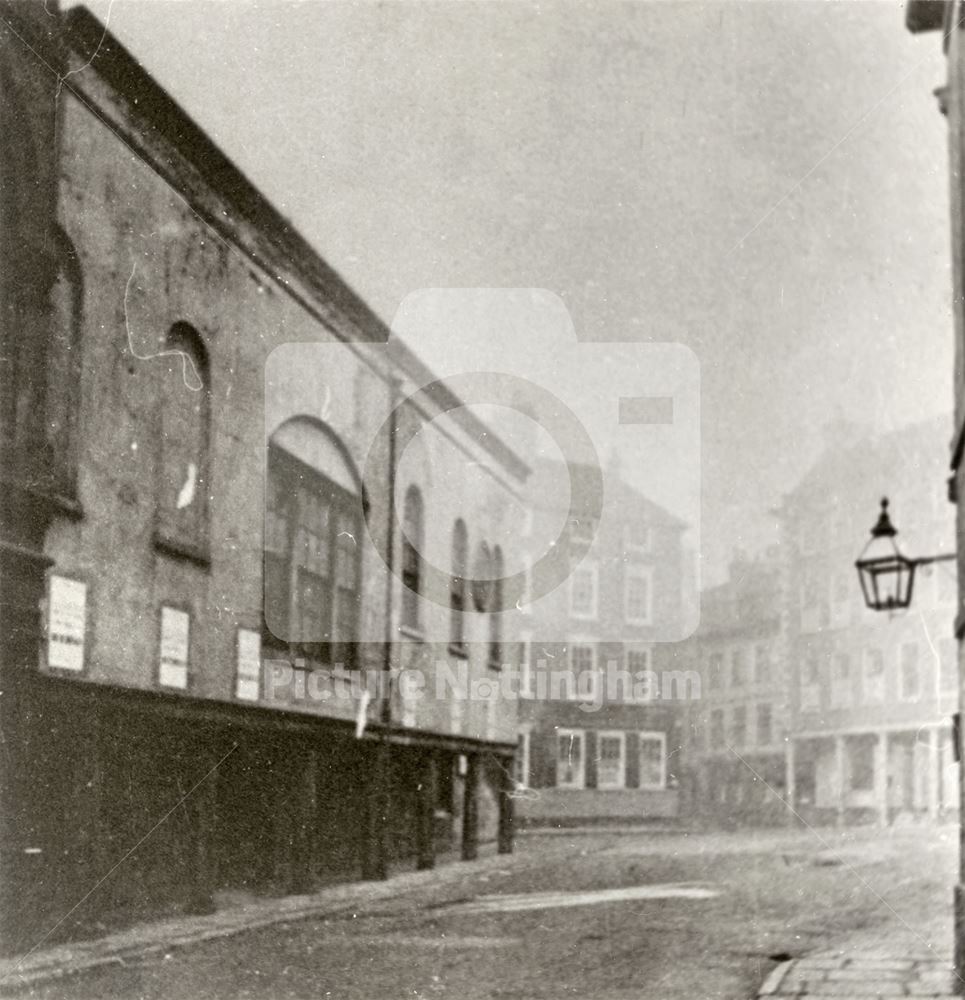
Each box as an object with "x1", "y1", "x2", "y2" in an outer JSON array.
[
  {"x1": 159, "y1": 606, "x2": 190, "y2": 689},
  {"x1": 47, "y1": 575, "x2": 87, "y2": 672},
  {"x1": 236, "y1": 628, "x2": 261, "y2": 701}
]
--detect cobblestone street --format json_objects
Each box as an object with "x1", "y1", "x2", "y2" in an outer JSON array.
[{"x1": 5, "y1": 825, "x2": 956, "y2": 1000}]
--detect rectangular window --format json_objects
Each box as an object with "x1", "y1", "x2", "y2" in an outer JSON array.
[
  {"x1": 566, "y1": 643, "x2": 599, "y2": 701},
  {"x1": 569, "y1": 564, "x2": 598, "y2": 619},
  {"x1": 236, "y1": 628, "x2": 261, "y2": 701},
  {"x1": 265, "y1": 446, "x2": 362, "y2": 667},
  {"x1": 800, "y1": 653, "x2": 821, "y2": 711},
  {"x1": 557, "y1": 729, "x2": 585, "y2": 789},
  {"x1": 515, "y1": 731, "x2": 530, "y2": 789},
  {"x1": 730, "y1": 648, "x2": 747, "y2": 688},
  {"x1": 830, "y1": 652, "x2": 851, "y2": 708},
  {"x1": 627, "y1": 646, "x2": 652, "y2": 674},
  {"x1": 625, "y1": 566, "x2": 653, "y2": 625},
  {"x1": 624, "y1": 645, "x2": 656, "y2": 701},
  {"x1": 159, "y1": 606, "x2": 190, "y2": 690},
  {"x1": 596, "y1": 731, "x2": 626, "y2": 789},
  {"x1": 753, "y1": 644, "x2": 770, "y2": 685},
  {"x1": 862, "y1": 647, "x2": 885, "y2": 702},
  {"x1": 900, "y1": 642, "x2": 920, "y2": 701},
  {"x1": 849, "y1": 738, "x2": 875, "y2": 792},
  {"x1": 756, "y1": 703, "x2": 772, "y2": 746},
  {"x1": 731, "y1": 705, "x2": 746, "y2": 747},
  {"x1": 710, "y1": 709, "x2": 724, "y2": 748},
  {"x1": 638, "y1": 732, "x2": 667, "y2": 789}
]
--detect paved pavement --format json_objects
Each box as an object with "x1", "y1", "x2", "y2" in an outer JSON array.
[
  {"x1": 0, "y1": 845, "x2": 511, "y2": 992},
  {"x1": 2, "y1": 825, "x2": 957, "y2": 999},
  {"x1": 759, "y1": 953, "x2": 958, "y2": 998}
]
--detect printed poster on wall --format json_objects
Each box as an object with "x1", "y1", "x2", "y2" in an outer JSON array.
[
  {"x1": 159, "y1": 606, "x2": 190, "y2": 689},
  {"x1": 47, "y1": 575, "x2": 87, "y2": 672},
  {"x1": 235, "y1": 628, "x2": 261, "y2": 701}
]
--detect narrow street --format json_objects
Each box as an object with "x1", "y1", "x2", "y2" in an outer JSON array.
[{"x1": 12, "y1": 824, "x2": 955, "y2": 1000}]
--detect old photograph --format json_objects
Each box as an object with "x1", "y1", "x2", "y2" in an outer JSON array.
[{"x1": 0, "y1": 0, "x2": 962, "y2": 997}]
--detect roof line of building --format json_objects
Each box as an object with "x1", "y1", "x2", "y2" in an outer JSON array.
[{"x1": 58, "y1": 5, "x2": 529, "y2": 482}]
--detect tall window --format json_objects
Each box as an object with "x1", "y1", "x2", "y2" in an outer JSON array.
[
  {"x1": 489, "y1": 546, "x2": 504, "y2": 669},
  {"x1": 731, "y1": 705, "x2": 747, "y2": 747},
  {"x1": 401, "y1": 486, "x2": 424, "y2": 631},
  {"x1": 45, "y1": 228, "x2": 83, "y2": 494},
  {"x1": 557, "y1": 729, "x2": 585, "y2": 789},
  {"x1": 625, "y1": 566, "x2": 653, "y2": 625},
  {"x1": 449, "y1": 519, "x2": 468, "y2": 654},
  {"x1": 756, "y1": 703, "x2": 772, "y2": 746},
  {"x1": 900, "y1": 642, "x2": 920, "y2": 701},
  {"x1": 638, "y1": 732, "x2": 667, "y2": 790},
  {"x1": 263, "y1": 421, "x2": 362, "y2": 669},
  {"x1": 730, "y1": 648, "x2": 747, "y2": 688},
  {"x1": 830, "y1": 652, "x2": 852, "y2": 707},
  {"x1": 569, "y1": 563, "x2": 598, "y2": 619},
  {"x1": 710, "y1": 709, "x2": 725, "y2": 747},
  {"x1": 566, "y1": 643, "x2": 598, "y2": 701},
  {"x1": 850, "y1": 738, "x2": 875, "y2": 792},
  {"x1": 157, "y1": 323, "x2": 209, "y2": 550},
  {"x1": 800, "y1": 652, "x2": 821, "y2": 710},
  {"x1": 597, "y1": 732, "x2": 626, "y2": 789},
  {"x1": 862, "y1": 648, "x2": 885, "y2": 702},
  {"x1": 754, "y1": 643, "x2": 770, "y2": 684}
]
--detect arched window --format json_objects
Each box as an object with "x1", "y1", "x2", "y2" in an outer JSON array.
[
  {"x1": 264, "y1": 417, "x2": 363, "y2": 670},
  {"x1": 450, "y1": 519, "x2": 468, "y2": 653},
  {"x1": 157, "y1": 324, "x2": 209, "y2": 551},
  {"x1": 489, "y1": 545, "x2": 504, "y2": 670},
  {"x1": 45, "y1": 228, "x2": 83, "y2": 496},
  {"x1": 401, "y1": 486, "x2": 424, "y2": 631}
]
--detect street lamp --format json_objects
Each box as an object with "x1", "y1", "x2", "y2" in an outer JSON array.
[{"x1": 855, "y1": 497, "x2": 955, "y2": 612}]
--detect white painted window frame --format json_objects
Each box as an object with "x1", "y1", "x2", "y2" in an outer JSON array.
[
  {"x1": 596, "y1": 730, "x2": 626, "y2": 789},
  {"x1": 566, "y1": 641, "x2": 599, "y2": 702},
  {"x1": 556, "y1": 727, "x2": 586, "y2": 789},
  {"x1": 638, "y1": 730, "x2": 667, "y2": 790},
  {"x1": 568, "y1": 562, "x2": 599, "y2": 620}
]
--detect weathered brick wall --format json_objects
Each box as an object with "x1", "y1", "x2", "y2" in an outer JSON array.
[{"x1": 40, "y1": 23, "x2": 523, "y2": 748}]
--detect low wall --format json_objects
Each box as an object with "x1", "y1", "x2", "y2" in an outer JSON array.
[{"x1": 516, "y1": 788, "x2": 679, "y2": 825}]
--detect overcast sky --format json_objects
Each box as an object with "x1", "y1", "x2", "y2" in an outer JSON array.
[{"x1": 73, "y1": 0, "x2": 954, "y2": 586}]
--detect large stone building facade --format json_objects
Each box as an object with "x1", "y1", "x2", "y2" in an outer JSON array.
[
  {"x1": 780, "y1": 419, "x2": 958, "y2": 827},
  {"x1": 0, "y1": 4, "x2": 525, "y2": 952},
  {"x1": 682, "y1": 419, "x2": 957, "y2": 830}
]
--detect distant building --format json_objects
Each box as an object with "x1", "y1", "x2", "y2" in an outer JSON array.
[
  {"x1": 683, "y1": 550, "x2": 791, "y2": 826},
  {"x1": 684, "y1": 419, "x2": 958, "y2": 829},
  {"x1": 514, "y1": 459, "x2": 693, "y2": 826},
  {"x1": 0, "y1": 5, "x2": 525, "y2": 952},
  {"x1": 779, "y1": 418, "x2": 958, "y2": 826}
]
